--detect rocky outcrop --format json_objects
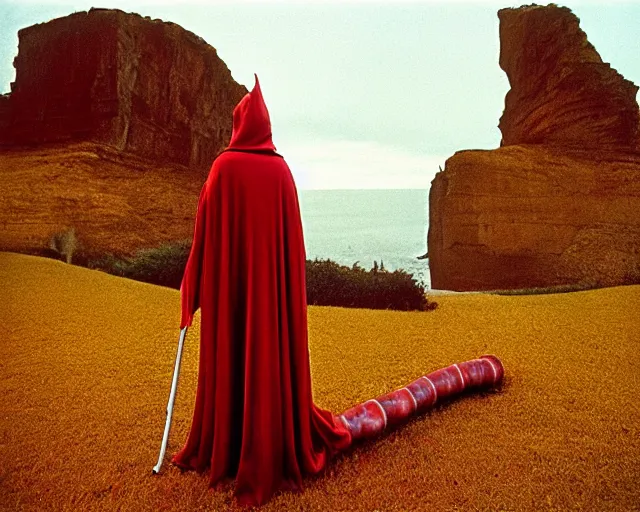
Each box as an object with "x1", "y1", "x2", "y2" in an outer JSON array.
[
  {"x1": 0, "y1": 9, "x2": 248, "y2": 258},
  {"x1": 498, "y1": 5, "x2": 639, "y2": 149},
  {"x1": 429, "y1": 146, "x2": 640, "y2": 290},
  {"x1": 0, "y1": 8, "x2": 247, "y2": 171},
  {"x1": 428, "y1": 4, "x2": 640, "y2": 291},
  {"x1": 0, "y1": 142, "x2": 203, "y2": 258}
]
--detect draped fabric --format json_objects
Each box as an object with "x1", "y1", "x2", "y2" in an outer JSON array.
[{"x1": 172, "y1": 75, "x2": 351, "y2": 507}]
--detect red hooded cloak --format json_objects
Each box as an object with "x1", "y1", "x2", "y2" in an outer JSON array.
[{"x1": 172, "y1": 75, "x2": 351, "y2": 506}]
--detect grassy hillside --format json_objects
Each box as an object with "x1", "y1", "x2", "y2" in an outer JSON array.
[{"x1": 1, "y1": 252, "x2": 639, "y2": 511}]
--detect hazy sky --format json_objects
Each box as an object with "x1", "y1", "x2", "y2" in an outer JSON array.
[{"x1": 1, "y1": 0, "x2": 638, "y2": 189}]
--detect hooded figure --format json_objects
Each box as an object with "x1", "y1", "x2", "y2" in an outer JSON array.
[{"x1": 172, "y1": 75, "x2": 351, "y2": 506}]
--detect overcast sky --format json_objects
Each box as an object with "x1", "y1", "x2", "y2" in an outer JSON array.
[{"x1": 1, "y1": 0, "x2": 638, "y2": 189}]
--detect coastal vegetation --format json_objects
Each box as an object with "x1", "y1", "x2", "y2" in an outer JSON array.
[
  {"x1": 73, "y1": 240, "x2": 436, "y2": 312},
  {"x1": 306, "y1": 258, "x2": 435, "y2": 311}
]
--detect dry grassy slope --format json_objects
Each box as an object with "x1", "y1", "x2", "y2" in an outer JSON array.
[
  {"x1": 1, "y1": 251, "x2": 639, "y2": 511},
  {"x1": 0, "y1": 142, "x2": 204, "y2": 258}
]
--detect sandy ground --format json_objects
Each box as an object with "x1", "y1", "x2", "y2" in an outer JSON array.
[{"x1": 1, "y1": 251, "x2": 639, "y2": 511}]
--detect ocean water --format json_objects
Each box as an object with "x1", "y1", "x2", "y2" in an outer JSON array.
[{"x1": 297, "y1": 189, "x2": 431, "y2": 288}]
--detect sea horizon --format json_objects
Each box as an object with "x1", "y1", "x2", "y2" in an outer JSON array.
[{"x1": 297, "y1": 188, "x2": 431, "y2": 288}]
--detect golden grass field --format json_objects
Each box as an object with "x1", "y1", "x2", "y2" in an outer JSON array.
[{"x1": 1, "y1": 251, "x2": 639, "y2": 511}]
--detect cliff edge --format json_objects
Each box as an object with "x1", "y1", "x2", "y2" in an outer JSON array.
[
  {"x1": 0, "y1": 8, "x2": 247, "y2": 170},
  {"x1": 428, "y1": 4, "x2": 640, "y2": 291},
  {"x1": 0, "y1": 9, "x2": 247, "y2": 258}
]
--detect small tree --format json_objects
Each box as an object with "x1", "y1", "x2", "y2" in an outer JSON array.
[{"x1": 49, "y1": 228, "x2": 77, "y2": 264}]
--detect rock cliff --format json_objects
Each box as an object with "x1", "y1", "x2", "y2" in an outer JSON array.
[
  {"x1": 428, "y1": 4, "x2": 640, "y2": 291},
  {"x1": 0, "y1": 9, "x2": 248, "y2": 258},
  {"x1": 0, "y1": 8, "x2": 247, "y2": 170},
  {"x1": 0, "y1": 142, "x2": 204, "y2": 258},
  {"x1": 498, "y1": 5, "x2": 639, "y2": 149}
]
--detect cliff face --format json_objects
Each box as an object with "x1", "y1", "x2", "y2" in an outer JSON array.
[
  {"x1": 0, "y1": 9, "x2": 248, "y2": 257},
  {"x1": 0, "y1": 8, "x2": 247, "y2": 170},
  {"x1": 0, "y1": 142, "x2": 203, "y2": 258},
  {"x1": 428, "y1": 4, "x2": 640, "y2": 291},
  {"x1": 498, "y1": 5, "x2": 639, "y2": 149},
  {"x1": 429, "y1": 146, "x2": 640, "y2": 290}
]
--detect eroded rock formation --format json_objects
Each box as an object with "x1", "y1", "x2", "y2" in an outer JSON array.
[
  {"x1": 0, "y1": 9, "x2": 248, "y2": 258},
  {"x1": 0, "y1": 8, "x2": 247, "y2": 170},
  {"x1": 498, "y1": 5, "x2": 639, "y2": 149},
  {"x1": 428, "y1": 4, "x2": 640, "y2": 291}
]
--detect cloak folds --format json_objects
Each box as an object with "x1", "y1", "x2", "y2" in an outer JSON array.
[{"x1": 172, "y1": 76, "x2": 351, "y2": 507}]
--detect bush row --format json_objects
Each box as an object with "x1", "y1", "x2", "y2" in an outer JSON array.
[
  {"x1": 306, "y1": 259, "x2": 435, "y2": 311},
  {"x1": 86, "y1": 241, "x2": 436, "y2": 312}
]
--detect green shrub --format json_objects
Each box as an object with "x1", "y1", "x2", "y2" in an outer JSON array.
[
  {"x1": 306, "y1": 258, "x2": 435, "y2": 311},
  {"x1": 88, "y1": 241, "x2": 436, "y2": 312},
  {"x1": 88, "y1": 252, "x2": 135, "y2": 277},
  {"x1": 89, "y1": 240, "x2": 191, "y2": 289},
  {"x1": 123, "y1": 241, "x2": 191, "y2": 289}
]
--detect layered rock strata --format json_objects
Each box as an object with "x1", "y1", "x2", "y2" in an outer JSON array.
[
  {"x1": 0, "y1": 143, "x2": 203, "y2": 258},
  {"x1": 428, "y1": 4, "x2": 640, "y2": 291},
  {"x1": 498, "y1": 5, "x2": 639, "y2": 149},
  {"x1": 0, "y1": 8, "x2": 247, "y2": 170}
]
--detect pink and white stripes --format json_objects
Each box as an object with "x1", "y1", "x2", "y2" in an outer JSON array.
[{"x1": 338, "y1": 355, "x2": 504, "y2": 443}]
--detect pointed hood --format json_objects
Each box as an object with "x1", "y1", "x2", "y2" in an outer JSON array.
[{"x1": 227, "y1": 74, "x2": 276, "y2": 151}]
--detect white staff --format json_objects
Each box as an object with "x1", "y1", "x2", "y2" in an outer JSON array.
[{"x1": 152, "y1": 326, "x2": 188, "y2": 474}]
